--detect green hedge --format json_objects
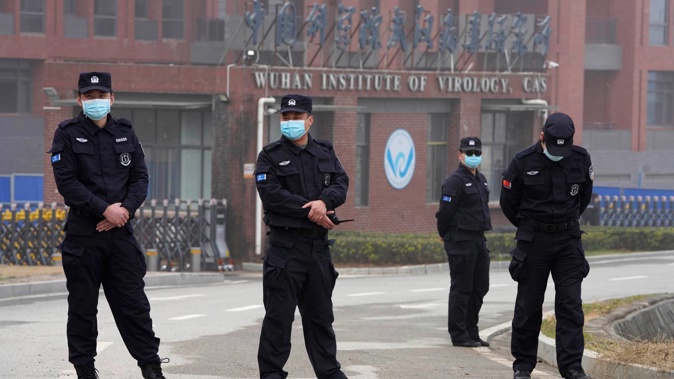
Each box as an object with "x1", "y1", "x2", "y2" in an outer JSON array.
[{"x1": 329, "y1": 227, "x2": 674, "y2": 265}]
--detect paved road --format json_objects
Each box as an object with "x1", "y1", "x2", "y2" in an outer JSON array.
[{"x1": 1, "y1": 250, "x2": 672, "y2": 378}]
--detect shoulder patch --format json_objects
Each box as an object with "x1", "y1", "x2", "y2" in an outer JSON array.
[
  {"x1": 113, "y1": 118, "x2": 133, "y2": 127},
  {"x1": 263, "y1": 141, "x2": 282, "y2": 152},
  {"x1": 571, "y1": 145, "x2": 588, "y2": 156},
  {"x1": 58, "y1": 118, "x2": 78, "y2": 129},
  {"x1": 515, "y1": 145, "x2": 536, "y2": 159},
  {"x1": 314, "y1": 139, "x2": 334, "y2": 150}
]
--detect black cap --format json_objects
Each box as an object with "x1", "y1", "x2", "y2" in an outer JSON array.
[
  {"x1": 543, "y1": 112, "x2": 575, "y2": 157},
  {"x1": 459, "y1": 136, "x2": 482, "y2": 152},
  {"x1": 78, "y1": 72, "x2": 112, "y2": 93},
  {"x1": 280, "y1": 94, "x2": 312, "y2": 114}
]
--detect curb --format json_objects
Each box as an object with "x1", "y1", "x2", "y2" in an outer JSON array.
[
  {"x1": 0, "y1": 272, "x2": 226, "y2": 301},
  {"x1": 535, "y1": 308, "x2": 674, "y2": 379},
  {"x1": 243, "y1": 260, "x2": 512, "y2": 274}
]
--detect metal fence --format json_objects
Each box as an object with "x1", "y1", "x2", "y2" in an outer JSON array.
[
  {"x1": 600, "y1": 195, "x2": 674, "y2": 227},
  {"x1": 1, "y1": 199, "x2": 231, "y2": 271}
]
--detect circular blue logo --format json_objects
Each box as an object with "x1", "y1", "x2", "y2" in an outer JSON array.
[{"x1": 384, "y1": 129, "x2": 416, "y2": 189}]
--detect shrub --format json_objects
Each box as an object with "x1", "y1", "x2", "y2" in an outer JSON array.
[{"x1": 329, "y1": 227, "x2": 674, "y2": 265}]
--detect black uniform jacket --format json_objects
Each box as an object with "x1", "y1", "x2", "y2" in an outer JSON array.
[
  {"x1": 436, "y1": 164, "x2": 492, "y2": 240},
  {"x1": 500, "y1": 142, "x2": 593, "y2": 227},
  {"x1": 254, "y1": 134, "x2": 348, "y2": 230},
  {"x1": 49, "y1": 113, "x2": 149, "y2": 235}
]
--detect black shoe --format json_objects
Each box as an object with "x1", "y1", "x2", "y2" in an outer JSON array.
[
  {"x1": 473, "y1": 338, "x2": 490, "y2": 347},
  {"x1": 74, "y1": 363, "x2": 99, "y2": 379},
  {"x1": 140, "y1": 357, "x2": 169, "y2": 379},
  {"x1": 513, "y1": 370, "x2": 531, "y2": 379},
  {"x1": 452, "y1": 339, "x2": 481, "y2": 347},
  {"x1": 564, "y1": 368, "x2": 592, "y2": 379}
]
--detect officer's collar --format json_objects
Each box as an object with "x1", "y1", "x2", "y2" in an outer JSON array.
[
  {"x1": 78, "y1": 113, "x2": 115, "y2": 135},
  {"x1": 281, "y1": 134, "x2": 317, "y2": 156},
  {"x1": 458, "y1": 162, "x2": 479, "y2": 176}
]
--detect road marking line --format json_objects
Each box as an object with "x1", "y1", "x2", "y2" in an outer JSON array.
[
  {"x1": 97, "y1": 341, "x2": 113, "y2": 354},
  {"x1": 609, "y1": 275, "x2": 648, "y2": 281},
  {"x1": 169, "y1": 314, "x2": 207, "y2": 320},
  {"x1": 227, "y1": 305, "x2": 263, "y2": 312},
  {"x1": 344, "y1": 364, "x2": 379, "y2": 379},
  {"x1": 409, "y1": 288, "x2": 444, "y2": 292},
  {"x1": 150, "y1": 294, "x2": 206, "y2": 301},
  {"x1": 478, "y1": 347, "x2": 558, "y2": 377},
  {"x1": 399, "y1": 303, "x2": 441, "y2": 309},
  {"x1": 347, "y1": 292, "x2": 384, "y2": 297},
  {"x1": 224, "y1": 280, "x2": 249, "y2": 284}
]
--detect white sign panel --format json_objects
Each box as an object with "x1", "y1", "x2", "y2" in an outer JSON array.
[{"x1": 384, "y1": 129, "x2": 416, "y2": 190}]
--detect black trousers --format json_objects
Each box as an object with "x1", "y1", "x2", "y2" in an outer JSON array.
[
  {"x1": 258, "y1": 230, "x2": 346, "y2": 379},
  {"x1": 444, "y1": 232, "x2": 490, "y2": 342},
  {"x1": 59, "y1": 228, "x2": 160, "y2": 367},
  {"x1": 509, "y1": 226, "x2": 590, "y2": 375}
]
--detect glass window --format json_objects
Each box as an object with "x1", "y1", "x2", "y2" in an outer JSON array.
[
  {"x1": 116, "y1": 108, "x2": 212, "y2": 201},
  {"x1": 0, "y1": 60, "x2": 31, "y2": 114},
  {"x1": 136, "y1": 0, "x2": 148, "y2": 18},
  {"x1": 94, "y1": 0, "x2": 116, "y2": 37},
  {"x1": 64, "y1": 0, "x2": 77, "y2": 15},
  {"x1": 355, "y1": 113, "x2": 370, "y2": 207},
  {"x1": 649, "y1": 0, "x2": 669, "y2": 45},
  {"x1": 157, "y1": 110, "x2": 181, "y2": 145},
  {"x1": 181, "y1": 149, "x2": 202, "y2": 201},
  {"x1": 426, "y1": 114, "x2": 448, "y2": 203},
  {"x1": 647, "y1": 71, "x2": 674, "y2": 127},
  {"x1": 163, "y1": 0, "x2": 184, "y2": 39},
  {"x1": 181, "y1": 111, "x2": 203, "y2": 145},
  {"x1": 20, "y1": 0, "x2": 44, "y2": 33}
]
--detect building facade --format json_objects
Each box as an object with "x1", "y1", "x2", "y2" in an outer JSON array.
[{"x1": 0, "y1": 0, "x2": 673, "y2": 262}]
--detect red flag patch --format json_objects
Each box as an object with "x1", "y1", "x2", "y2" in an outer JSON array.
[{"x1": 502, "y1": 179, "x2": 512, "y2": 189}]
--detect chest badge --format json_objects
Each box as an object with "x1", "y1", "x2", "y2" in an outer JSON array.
[
  {"x1": 526, "y1": 170, "x2": 538, "y2": 176},
  {"x1": 76, "y1": 137, "x2": 88, "y2": 143},
  {"x1": 119, "y1": 152, "x2": 131, "y2": 167},
  {"x1": 465, "y1": 182, "x2": 472, "y2": 186},
  {"x1": 279, "y1": 160, "x2": 290, "y2": 166},
  {"x1": 323, "y1": 173, "x2": 331, "y2": 186},
  {"x1": 570, "y1": 184, "x2": 580, "y2": 196}
]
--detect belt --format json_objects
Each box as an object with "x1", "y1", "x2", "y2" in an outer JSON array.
[
  {"x1": 523, "y1": 219, "x2": 579, "y2": 233},
  {"x1": 70, "y1": 208, "x2": 92, "y2": 217},
  {"x1": 69, "y1": 208, "x2": 103, "y2": 221},
  {"x1": 271, "y1": 226, "x2": 326, "y2": 239}
]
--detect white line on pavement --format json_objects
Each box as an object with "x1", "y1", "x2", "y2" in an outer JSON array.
[
  {"x1": 227, "y1": 305, "x2": 263, "y2": 312},
  {"x1": 609, "y1": 275, "x2": 648, "y2": 281},
  {"x1": 409, "y1": 288, "x2": 445, "y2": 292},
  {"x1": 149, "y1": 294, "x2": 206, "y2": 301},
  {"x1": 169, "y1": 314, "x2": 207, "y2": 320},
  {"x1": 97, "y1": 341, "x2": 113, "y2": 354},
  {"x1": 347, "y1": 292, "x2": 384, "y2": 297}
]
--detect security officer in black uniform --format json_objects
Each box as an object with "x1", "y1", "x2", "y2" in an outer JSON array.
[
  {"x1": 436, "y1": 137, "x2": 492, "y2": 348},
  {"x1": 49, "y1": 72, "x2": 167, "y2": 379},
  {"x1": 500, "y1": 113, "x2": 593, "y2": 379},
  {"x1": 255, "y1": 94, "x2": 349, "y2": 379}
]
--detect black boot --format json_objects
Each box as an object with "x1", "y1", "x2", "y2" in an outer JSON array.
[
  {"x1": 74, "y1": 363, "x2": 99, "y2": 379},
  {"x1": 140, "y1": 357, "x2": 169, "y2": 379}
]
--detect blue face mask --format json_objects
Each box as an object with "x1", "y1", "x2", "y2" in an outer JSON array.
[
  {"x1": 543, "y1": 148, "x2": 564, "y2": 162},
  {"x1": 280, "y1": 120, "x2": 307, "y2": 140},
  {"x1": 464, "y1": 155, "x2": 482, "y2": 169},
  {"x1": 82, "y1": 99, "x2": 111, "y2": 120}
]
